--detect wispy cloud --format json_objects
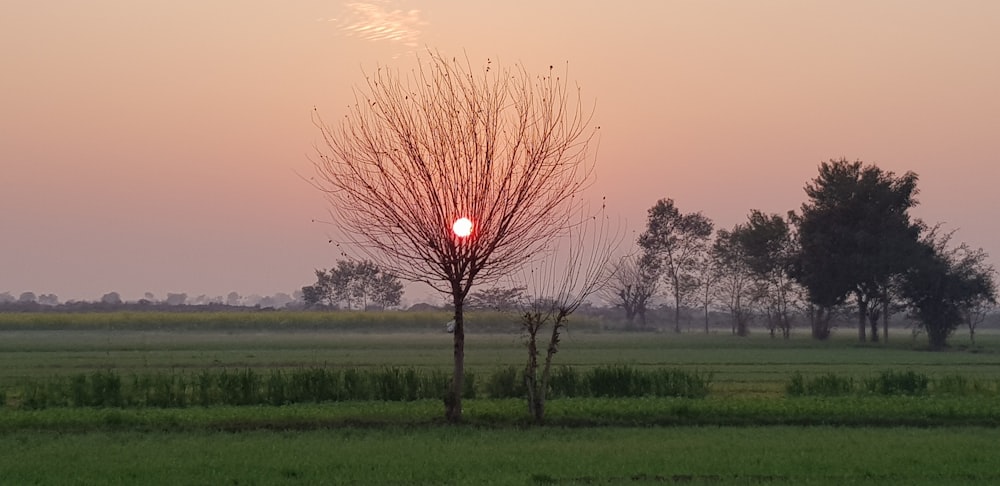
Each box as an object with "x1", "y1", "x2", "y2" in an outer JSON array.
[{"x1": 321, "y1": 1, "x2": 425, "y2": 48}]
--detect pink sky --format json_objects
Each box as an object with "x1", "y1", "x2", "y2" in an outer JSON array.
[{"x1": 2, "y1": 1, "x2": 998, "y2": 304}]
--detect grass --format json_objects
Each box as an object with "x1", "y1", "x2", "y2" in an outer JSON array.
[
  {"x1": 2, "y1": 312, "x2": 999, "y2": 484},
  {"x1": 2, "y1": 425, "x2": 999, "y2": 485}
]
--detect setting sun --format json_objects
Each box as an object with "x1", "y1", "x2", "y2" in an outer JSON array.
[{"x1": 452, "y1": 217, "x2": 473, "y2": 238}]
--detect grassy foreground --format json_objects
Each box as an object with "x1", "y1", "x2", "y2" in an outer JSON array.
[
  {"x1": 2, "y1": 425, "x2": 998, "y2": 485},
  {"x1": 1, "y1": 314, "x2": 999, "y2": 484}
]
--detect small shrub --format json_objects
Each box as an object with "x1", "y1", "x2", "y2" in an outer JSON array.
[
  {"x1": 586, "y1": 365, "x2": 648, "y2": 398},
  {"x1": 485, "y1": 366, "x2": 525, "y2": 399},
  {"x1": 786, "y1": 372, "x2": 855, "y2": 397},
  {"x1": 864, "y1": 370, "x2": 929, "y2": 396},
  {"x1": 549, "y1": 366, "x2": 581, "y2": 398},
  {"x1": 648, "y1": 369, "x2": 712, "y2": 398}
]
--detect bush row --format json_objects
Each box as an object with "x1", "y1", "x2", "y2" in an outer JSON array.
[
  {"x1": 786, "y1": 370, "x2": 1000, "y2": 397},
  {"x1": 5, "y1": 365, "x2": 711, "y2": 410},
  {"x1": 485, "y1": 365, "x2": 712, "y2": 399}
]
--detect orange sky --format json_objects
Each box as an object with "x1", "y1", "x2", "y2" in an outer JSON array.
[{"x1": 2, "y1": 1, "x2": 998, "y2": 304}]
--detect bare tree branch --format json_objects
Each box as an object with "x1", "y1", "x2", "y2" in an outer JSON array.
[{"x1": 309, "y1": 51, "x2": 599, "y2": 422}]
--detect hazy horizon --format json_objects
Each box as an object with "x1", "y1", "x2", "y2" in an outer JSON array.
[{"x1": 3, "y1": 1, "x2": 998, "y2": 305}]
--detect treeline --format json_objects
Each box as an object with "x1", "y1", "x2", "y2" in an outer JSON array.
[
  {"x1": 604, "y1": 159, "x2": 997, "y2": 349},
  {"x1": 0, "y1": 290, "x2": 302, "y2": 311}
]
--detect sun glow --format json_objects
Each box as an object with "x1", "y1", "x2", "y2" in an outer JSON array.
[{"x1": 452, "y1": 217, "x2": 473, "y2": 238}]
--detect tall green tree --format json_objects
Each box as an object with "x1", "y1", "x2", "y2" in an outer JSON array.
[
  {"x1": 795, "y1": 159, "x2": 922, "y2": 342},
  {"x1": 638, "y1": 198, "x2": 714, "y2": 333}
]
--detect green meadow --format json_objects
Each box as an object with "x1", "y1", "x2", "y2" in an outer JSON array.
[{"x1": 1, "y1": 310, "x2": 999, "y2": 484}]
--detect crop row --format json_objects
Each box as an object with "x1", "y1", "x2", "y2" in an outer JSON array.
[
  {"x1": 4, "y1": 365, "x2": 711, "y2": 410},
  {"x1": 786, "y1": 370, "x2": 1000, "y2": 397},
  {"x1": 3, "y1": 395, "x2": 999, "y2": 433}
]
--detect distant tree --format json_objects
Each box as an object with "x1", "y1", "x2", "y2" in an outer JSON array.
[
  {"x1": 301, "y1": 271, "x2": 333, "y2": 308},
  {"x1": 144, "y1": 292, "x2": 156, "y2": 302},
  {"x1": 18, "y1": 292, "x2": 36, "y2": 304},
  {"x1": 467, "y1": 286, "x2": 526, "y2": 312},
  {"x1": 737, "y1": 210, "x2": 800, "y2": 339},
  {"x1": 638, "y1": 198, "x2": 714, "y2": 333},
  {"x1": 601, "y1": 252, "x2": 659, "y2": 329},
  {"x1": 37, "y1": 293, "x2": 60, "y2": 306},
  {"x1": 302, "y1": 259, "x2": 404, "y2": 310},
  {"x1": 795, "y1": 159, "x2": 922, "y2": 342},
  {"x1": 712, "y1": 226, "x2": 756, "y2": 337},
  {"x1": 370, "y1": 272, "x2": 404, "y2": 310},
  {"x1": 692, "y1": 251, "x2": 720, "y2": 334},
  {"x1": 0, "y1": 292, "x2": 15, "y2": 304},
  {"x1": 164, "y1": 293, "x2": 188, "y2": 306},
  {"x1": 901, "y1": 228, "x2": 997, "y2": 350},
  {"x1": 226, "y1": 291, "x2": 242, "y2": 306},
  {"x1": 100, "y1": 292, "x2": 123, "y2": 306}
]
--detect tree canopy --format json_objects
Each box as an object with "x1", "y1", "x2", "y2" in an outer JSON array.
[{"x1": 794, "y1": 159, "x2": 922, "y2": 342}]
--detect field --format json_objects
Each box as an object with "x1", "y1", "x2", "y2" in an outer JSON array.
[{"x1": 1, "y1": 310, "x2": 999, "y2": 484}]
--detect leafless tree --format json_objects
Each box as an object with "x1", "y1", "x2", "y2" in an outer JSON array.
[
  {"x1": 311, "y1": 51, "x2": 598, "y2": 422},
  {"x1": 518, "y1": 200, "x2": 620, "y2": 423},
  {"x1": 601, "y1": 252, "x2": 659, "y2": 329}
]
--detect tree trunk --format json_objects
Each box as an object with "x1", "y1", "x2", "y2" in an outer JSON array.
[
  {"x1": 856, "y1": 294, "x2": 867, "y2": 342},
  {"x1": 524, "y1": 316, "x2": 540, "y2": 420},
  {"x1": 445, "y1": 294, "x2": 465, "y2": 423},
  {"x1": 882, "y1": 299, "x2": 889, "y2": 344},
  {"x1": 674, "y1": 296, "x2": 681, "y2": 333}
]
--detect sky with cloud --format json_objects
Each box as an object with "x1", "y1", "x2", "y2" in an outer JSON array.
[{"x1": 2, "y1": 0, "x2": 998, "y2": 304}]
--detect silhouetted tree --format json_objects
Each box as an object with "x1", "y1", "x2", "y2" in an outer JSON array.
[
  {"x1": 601, "y1": 252, "x2": 659, "y2": 329},
  {"x1": 712, "y1": 225, "x2": 756, "y2": 336},
  {"x1": 901, "y1": 228, "x2": 997, "y2": 350},
  {"x1": 519, "y1": 202, "x2": 619, "y2": 423},
  {"x1": 37, "y1": 293, "x2": 60, "y2": 306},
  {"x1": 311, "y1": 52, "x2": 598, "y2": 422},
  {"x1": 164, "y1": 293, "x2": 187, "y2": 306},
  {"x1": 467, "y1": 286, "x2": 526, "y2": 311},
  {"x1": 100, "y1": 292, "x2": 122, "y2": 306},
  {"x1": 738, "y1": 210, "x2": 800, "y2": 339},
  {"x1": 795, "y1": 159, "x2": 922, "y2": 342},
  {"x1": 638, "y1": 198, "x2": 714, "y2": 333},
  {"x1": 302, "y1": 259, "x2": 404, "y2": 310}
]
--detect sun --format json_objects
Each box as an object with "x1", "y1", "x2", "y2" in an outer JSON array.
[{"x1": 452, "y1": 217, "x2": 473, "y2": 238}]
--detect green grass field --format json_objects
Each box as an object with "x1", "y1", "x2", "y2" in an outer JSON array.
[{"x1": 1, "y1": 311, "x2": 999, "y2": 484}]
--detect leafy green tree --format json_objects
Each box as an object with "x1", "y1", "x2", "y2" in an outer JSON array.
[
  {"x1": 638, "y1": 198, "x2": 714, "y2": 333},
  {"x1": 794, "y1": 159, "x2": 922, "y2": 342},
  {"x1": 901, "y1": 228, "x2": 997, "y2": 350}
]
